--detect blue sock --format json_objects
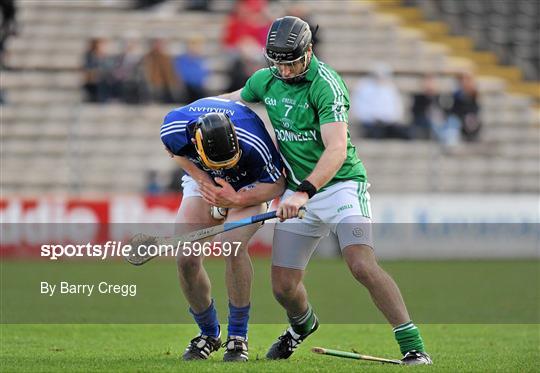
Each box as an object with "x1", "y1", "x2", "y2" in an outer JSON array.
[
  {"x1": 189, "y1": 299, "x2": 220, "y2": 337},
  {"x1": 227, "y1": 302, "x2": 250, "y2": 339}
]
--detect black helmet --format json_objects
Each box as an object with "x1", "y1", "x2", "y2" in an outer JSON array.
[
  {"x1": 194, "y1": 113, "x2": 241, "y2": 169},
  {"x1": 265, "y1": 16, "x2": 312, "y2": 83}
]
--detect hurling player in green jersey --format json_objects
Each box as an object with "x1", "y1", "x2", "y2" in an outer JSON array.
[{"x1": 218, "y1": 16, "x2": 431, "y2": 365}]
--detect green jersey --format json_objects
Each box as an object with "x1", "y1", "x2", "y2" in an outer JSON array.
[{"x1": 241, "y1": 55, "x2": 367, "y2": 191}]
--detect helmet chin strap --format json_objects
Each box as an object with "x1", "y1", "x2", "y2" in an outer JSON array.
[{"x1": 302, "y1": 52, "x2": 312, "y2": 74}]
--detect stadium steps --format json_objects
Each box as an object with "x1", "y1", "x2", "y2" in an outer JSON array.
[
  {"x1": 2, "y1": 123, "x2": 71, "y2": 138},
  {"x1": 372, "y1": 0, "x2": 540, "y2": 105},
  {"x1": 4, "y1": 89, "x2": 82, "y2": 105}
]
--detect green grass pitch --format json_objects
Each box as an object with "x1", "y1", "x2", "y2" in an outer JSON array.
[
  {"x1": 1, "y1": 259, "x2": 539, "y2": 371},
  {"x1": 1, "y1": 324, "x2": 538, "y2": 372}
]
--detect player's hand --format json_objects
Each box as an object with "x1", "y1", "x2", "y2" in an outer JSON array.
[
  {"x1": 199, "y1": 177, "x2": 240, "y2": 208},
  {"x1": 277, "y1": 192, "x2": 308, "y2": 222}
]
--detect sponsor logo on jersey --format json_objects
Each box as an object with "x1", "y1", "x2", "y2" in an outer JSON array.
[
  {"x1": 206, "y1": 170, "x2": 247, "y2": 184},
  {"x1": 223, "y1": 174, "x2": 241, "y2": 183},
  {"x1": 281, "y1": 118, "x2": 293, "y2": 129},
  {"x1": 188, "y1": 106, "x2": 235, "y2": 116},
  {"x1": 337, "y1": 204, "x2": 353, "y2": 213},
  {"x1": 282, "y1": 98, "x2": 296, "y2": 105},
  {"x1": 274, "y1": 129, "x2": 317, "y2": 142},
  {"x1": 352, "y1": 227, "x2": 364, "y2": 238},
  {"x1": 264, "y1": 97, "x2": 277, "y2": 106},
  {"x1": 332, "y1": 103, "x2": 346, "y2": 114}
]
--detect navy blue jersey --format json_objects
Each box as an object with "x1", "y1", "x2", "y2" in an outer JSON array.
[{"x1": 161, "y1": 97, "x2": 282, "y2": 191}]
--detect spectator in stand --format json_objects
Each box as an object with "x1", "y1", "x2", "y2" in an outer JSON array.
[
  {"x1": 166, "y1": 168, "x2": 184, "y2": 194},
  {"x1": 82, "y1": 37, "x2": 114, "y2": 103},
  {"x1": 133, "y1": 0, "x2": 166, "y2": 9},
  {"x1": 173, "y1": 35, "x2": 209, "y2": 103},
  {"x1": 225, "y1": 36, "x2": 265, "y2": 92},
  {"x1": 142, "y1": 38, "x2": 185, "y2": 104},
  {"x1": 222, "y1": 0, "x2": 272, "y2": 50},
  {"x1": 184, "y1": 0, "x2": 212, "y2": 11},
  {"x1": 410, "y1": 74, "x2": 448, "y2": 140},
  {"x1": 144, "y1": 170, "x2": 163, "y2": 195},
  {"x1": 111, "y1": 39, "x2": 146, "y2": 104},
  {"x1": 451, "y1": 72, "x2": 481, "y2": 142},
  {"x1": 351, "y1": 64, "x2": 410, "y2": 139},
  {"x1": 0, "y1": 0, "x2": 17, "y2": 70}
]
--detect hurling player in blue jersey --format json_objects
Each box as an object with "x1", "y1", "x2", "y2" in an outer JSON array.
[{"x1": 161, "y1": 97, "x2": 285, "y2": 362}]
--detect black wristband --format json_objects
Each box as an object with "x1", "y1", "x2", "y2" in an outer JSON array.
[{"x1": 297, "y1": 180, "x2": 317, "y2": 199}]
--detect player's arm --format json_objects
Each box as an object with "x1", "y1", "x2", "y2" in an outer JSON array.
[
  {"x1": 199, "y1": 175, "x2": 285, "y2": 208},
  {"x1": 277, "y1": 123, "x2": 347, "y2": 220},
  {"x1": 219, "y1": 69, "x2": 268, "y2": 104},
  {"x1": 218, "y1": 89, "x2": 245, "y2": 103},
  {"x1": 237, "y1": 175, "x2": 286, "y2": 205},
  {"x1": 167, "y1": 150, "x2": 214, "y2": 185},
  {"x1": 199, "y1": 134, "x2": 286, "y2": 208},
  {"x1": 305, "y1": 122, "x2": 347, "y2": 188}
]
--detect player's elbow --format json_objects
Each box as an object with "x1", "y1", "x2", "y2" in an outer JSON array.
[
  {"x1": 266, "y1": 178, "x2": 286, "y2": 201},
  {"x1": 329, "y1": 144, "x2": 347, "y2": 164},
  {"x1": 218, "y1": 88, "x2": 243, "y2": 102},
  {"x1": 338, "y1": 147, "x2": 347, "y2": 162},
  {"x1": 276, "y1": 175, "x2": 286, "y2": 191}
]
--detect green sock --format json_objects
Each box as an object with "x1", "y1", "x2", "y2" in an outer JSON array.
[
  {"x1": 393, "y1": 321, "x2": 425, "y2": 354},
  {"x1": 288, "y1": 304, "x2": 316, "y2": 336}
]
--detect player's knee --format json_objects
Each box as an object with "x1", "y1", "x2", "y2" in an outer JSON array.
[
  {"x1": 272, "y1": 284, "x2": 296, "y2": 302},
  {"x1": 176, "y1": 255, "x2": 202, "y2": 275},
  {"x1": 272, "y1": 277, "x2": 299, "y2": 301},
  {"x1": 348, "y1": 260, "x2": 378, "y2": 286},
  {"x1": 224, "y1": 245, "x2": 249, "y2": 263}
]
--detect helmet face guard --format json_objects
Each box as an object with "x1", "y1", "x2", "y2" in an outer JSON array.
[
  {"x1": 265, "y1": 16, "x2": 312, "y2": 84},
  {"x1": 264, "y1": 50, "x2": 311, "y2": 83},
  {"x1": 194, "y1": 113, "x2": 241, "y2": 170}
]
